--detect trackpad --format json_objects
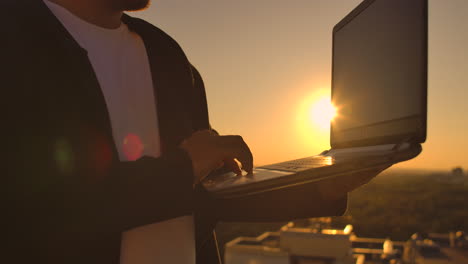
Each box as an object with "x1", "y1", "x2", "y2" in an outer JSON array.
[{"x1": 202, "y1": 168, "x2": 292, "y2": 192}]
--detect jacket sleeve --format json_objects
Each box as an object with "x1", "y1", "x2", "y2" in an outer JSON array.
[
  {"x1": 6, "y1": 121, "x2": 196, "y2": 235},
  {"x1": 190, "y1": 65, "x2": 212, "y2": 131},
  {"x1": 79, "y1": 150, "x2": 195, "y2": 232}
]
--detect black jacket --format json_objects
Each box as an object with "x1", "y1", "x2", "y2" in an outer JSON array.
[{"x1": 2, "y1": 0, "x2": 347, "y2": 263}]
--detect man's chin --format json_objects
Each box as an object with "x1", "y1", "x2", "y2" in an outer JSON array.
[{"x1": 123, "y1": 0, "x2": 150, "y2": 11}]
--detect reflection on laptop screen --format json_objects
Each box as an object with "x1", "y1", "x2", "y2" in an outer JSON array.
[{"x1": 331, "y1": 0, "x2": 427, "y2": 148}]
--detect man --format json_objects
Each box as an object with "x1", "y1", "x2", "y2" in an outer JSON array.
[{"x1": 2, "y1": 0, "x2": 385, "y2": 263}]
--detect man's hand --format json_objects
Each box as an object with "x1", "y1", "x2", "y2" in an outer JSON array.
[
  {"x1": 180, "y1": 130, "x2": 254, "y2": 184},
  {"x1": 316, "y1": 165, "x2": 390, "y2": 201}
]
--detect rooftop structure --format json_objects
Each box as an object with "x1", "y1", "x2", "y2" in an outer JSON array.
[
  {"x1": 403, "y1": 232, "x2": 468, "y2": 264},
  {"x1": 225, "y1": 222, "x2": 403, "y2": 264},
  {"x1": 224, "y1": 219, "x2": 468, "y2": 264}
]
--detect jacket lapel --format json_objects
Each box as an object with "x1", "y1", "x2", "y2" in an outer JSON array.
[
  {"x1": 28, "y1": 0, "x2": 118, "y2": 155},
  {"x1": 124, "y1": 15, "x2": 195, "y2": 153}
]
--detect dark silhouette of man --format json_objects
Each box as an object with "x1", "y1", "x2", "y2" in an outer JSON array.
[{"x1": 3, "y1": 0, "x2": 385, "y2": 263}]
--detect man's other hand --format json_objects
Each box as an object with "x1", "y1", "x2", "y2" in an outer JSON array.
[{"x1": 180, "y1": 130, "x2": 253, "y2": 184}]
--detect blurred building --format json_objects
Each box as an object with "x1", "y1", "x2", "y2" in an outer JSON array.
[
  {"x1": 429, "y1": 167, "x2": 466, "y2": 184},
  {"x1": 224, "y1": 220, "x2": 404, "y2": 264},
  {"x1": 224, "y1": 220, "x2": 468, "y2": 264},
  {"x1": 451, "y1": 167, "x2": 464, "y2": 178},
  {"x1": 446, "y1": 167, "x2": 465, "y2": 184},
  {"x1": 403, "y1": 232, "x2": 468, "y2": 264}
]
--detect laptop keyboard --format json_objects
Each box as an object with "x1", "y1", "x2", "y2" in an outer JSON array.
[{"x1": 258, "y1": 156, "x2": 334, "y2": 172}]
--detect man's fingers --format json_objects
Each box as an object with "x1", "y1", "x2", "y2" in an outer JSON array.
[
  {"x1": 181, "y1": 130, "x2": 254, "y2": 182},
  {"x1": 233, "y1": 136, "x2": 254, "y2": 173},
  {"x1": 219, "y1": 135, "x2": 254, "y2": 173},
  {"x1": 224, "y1": 158, "x2": 242, "y2": 175}
]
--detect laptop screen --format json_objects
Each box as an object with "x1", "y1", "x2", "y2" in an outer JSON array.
[{"x1": 331, "y1": 0, "x2": 427, "y2": 148}]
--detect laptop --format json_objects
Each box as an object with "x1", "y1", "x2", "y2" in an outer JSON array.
[{"x1": 203, "y1": 0, "x2": 428, "y2": 199}]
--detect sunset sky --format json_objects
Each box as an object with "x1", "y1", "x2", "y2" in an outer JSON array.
[{"x1": 133, "y1": 0, "x2": 468, "y2": 171}]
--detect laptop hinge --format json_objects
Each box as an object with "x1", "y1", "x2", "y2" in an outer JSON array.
[
  {"x1": 392, "y1": 136, "x2": 415, "y2": 151},
  {"x1": 325, "y1": 139, "x2": 414, "y2": 158}
]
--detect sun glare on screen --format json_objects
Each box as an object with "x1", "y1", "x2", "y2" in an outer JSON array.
[{"x1": 309, "y1": 97, "x2": 337, "y2": 130}]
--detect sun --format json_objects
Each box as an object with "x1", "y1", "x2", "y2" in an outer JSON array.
[
  {"x1": 309, "y1": 97, "x2": 337, "y2": 130},
  {"x1": 295, "y1": 89, "x2": 336, "y2": 150}
]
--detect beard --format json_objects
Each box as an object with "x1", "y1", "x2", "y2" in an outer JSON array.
[{"x1": 121, "y1": 0, "x2": 150, "y2": 11}]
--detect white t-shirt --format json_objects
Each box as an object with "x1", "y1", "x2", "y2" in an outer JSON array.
[{"x1": 44, "y1": 1, "x2": 195, "y2": 263}]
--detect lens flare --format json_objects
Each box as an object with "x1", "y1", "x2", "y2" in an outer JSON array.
[
  {"x1": 123, "y1": 133, "x2": 144, "y2": 161},
  {"x1": 54, "y1": 138, "x2": 74, "y2": 176}
]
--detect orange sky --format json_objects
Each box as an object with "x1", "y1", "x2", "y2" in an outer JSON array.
[{"x1": 134, "y1": 0, "x2": 468, "y2": 171}]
